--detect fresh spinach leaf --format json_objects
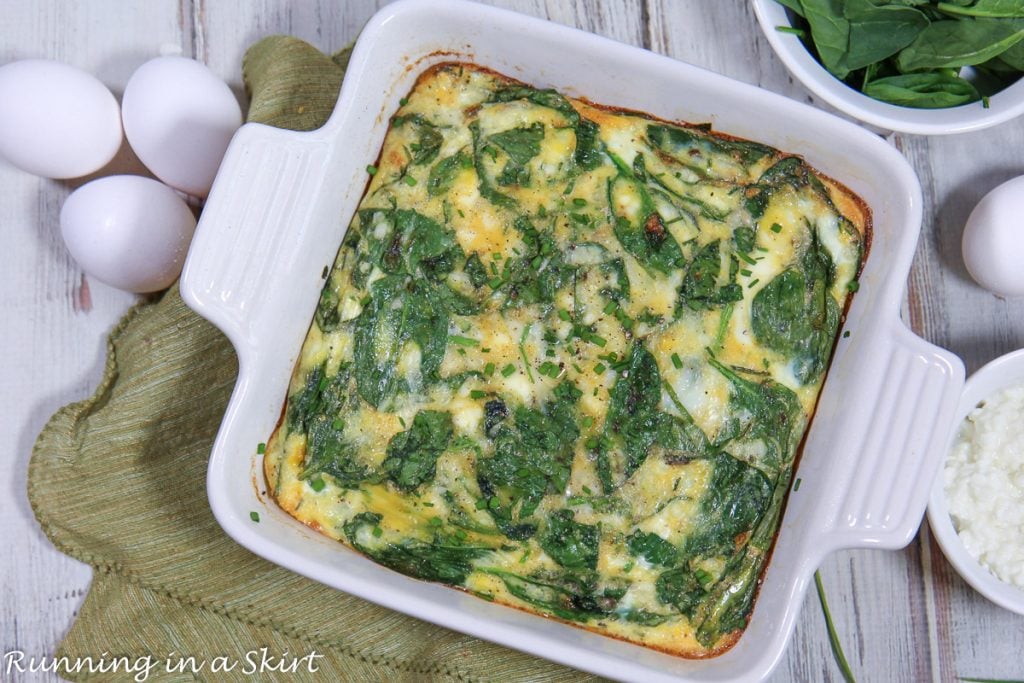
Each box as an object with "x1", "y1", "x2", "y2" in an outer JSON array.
[
  {"x1": 897, "y1": 18, "x2": 1024, "y2": 70},
  {"x1": 801, "y1": 0, "x2": 853, "y2": 77},
  {"x1": 382, "y1": 410, "x2": 453, "y2": 491},
  {"x1": 937, "y1": 0, "x2": 1024, "y2": 18},
  {"x1": 864, "y1": 70, "x2": 981, "y2": 106},
  {"x1": 844, "y1": 0, "x2": 930, "y2": 70}
]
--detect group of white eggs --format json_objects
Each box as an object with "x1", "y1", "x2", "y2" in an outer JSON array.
[{"x1": 0, "y1": 56, "x2": 241, "y2": 292}]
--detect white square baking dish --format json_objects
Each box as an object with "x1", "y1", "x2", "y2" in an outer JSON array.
[{"x1": 180, "y1": 1, "x2": 965, "y2": 680}]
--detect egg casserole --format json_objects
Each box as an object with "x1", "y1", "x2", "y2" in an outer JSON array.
[{"x1": 264, "y1": 63, "x2": 869, "y2": 657}]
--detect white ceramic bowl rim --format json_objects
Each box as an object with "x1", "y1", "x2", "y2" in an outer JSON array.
[
  {"x1": 928, "y1": 348, "x2": 1024, "y2": 616},
  {"x1": 750, "y1": 0, "x2": 1024, "y2": 135}
]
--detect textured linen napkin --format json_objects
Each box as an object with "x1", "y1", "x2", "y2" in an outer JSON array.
[{"x1": 28, "y1": 36, "x2": 597, "y2": 683}]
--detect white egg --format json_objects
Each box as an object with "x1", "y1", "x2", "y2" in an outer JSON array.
[
  {"x1": 60, "y1": 175, "x2": 197, "y2": 293},
  {"x1": 121, "y1": 56, "x2": 242, "y2": 198},
  {"x1": 0, "y1": 60, "x2": 122, "y2": 179},
  {"x1": 962, "y1": 176, "x2": 1024, "y2": 297}
]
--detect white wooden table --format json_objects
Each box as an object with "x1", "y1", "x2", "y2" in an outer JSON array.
[{"x1": 2, "y1": 1, "x2": 1022, "y2": 681}]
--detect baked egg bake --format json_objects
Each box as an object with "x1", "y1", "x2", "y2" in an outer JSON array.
[{"x1": 263, "y1": 62, "x2": 869, "y2": 657}]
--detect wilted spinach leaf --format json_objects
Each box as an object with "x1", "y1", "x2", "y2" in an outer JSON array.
[
  {"x1": 684, "y1": 453, "x2": 774, "y2": 558},
  {"x1": 393, "y1": 113, "x2": 443, "y2": 166},
  {"x1": 382, "y1": 410, "x2": 453, "y2": 491},
  {"x1": 608, "y1": 174, "x2": 684, "y2": 275},
  {"x1": 678, "y1": 240, "x2": 743, "y2": 311},
  {"x1": 751, "y1": 224, "x2": 839, "y2": 385},
  {"x1": 343, "y1": 512, "x2": 493, "y2": 585},
  {"x1": 539, "y1": 510, "x2": 600, "y2": 570},
  {"x1": 627, "y1": 531, "x2": 680, "y2": 567},
  {"x1": 476, "y1": 384, "x2": 581, "y2": 538},
  {"x1": 428, "y1": 151, "x2": 472, "y2": 196}
]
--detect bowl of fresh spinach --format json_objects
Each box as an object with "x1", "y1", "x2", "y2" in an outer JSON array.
[{"x1": 751, "y1": 0, "x2": 1024, "y2": 134}]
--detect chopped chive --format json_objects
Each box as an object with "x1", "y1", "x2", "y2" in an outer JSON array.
[
  {"x1": 538, "y1": 205, "x2": 547, "y2": 217},
  {"x1": 843, "y1": 330, "x2": 851, "y2": 338},
  {"x1": 501, "y1": 363, "x2": 516, "y2": 377},
  {"x1": 815, "y1": 571, "x2": 856, "y2": 683},
  {"x1": 623, "y1": 561, "x2": 635, "y2": 573},
  {"x1": 488, "y1": 277, "x2": 503, "y2": 289},
  {"x1": 558, "y1": 309, "x2": 571, "y2": 322},
  {"x1": 403, "y1": 175, "x2": 418, "y2": 186},
  {"x1": 671, "y1": 353, "x2": 683, "y2": 369},
  {"x1": 256, "y1": 442, "x2": 266, "y2": 454},
  {"x1": 398, "y1": 416, "x2": 406, "y2": 428},
  {"x1": 372, "y1": 525, "x2": 384, "y2": 537},
  {"x1": 847, "y1": 280, "x2": 860, "y2": 292},
  {"x1": 770, "y1": 223, "x2": 783, "y2": 233},
  {"x1": 572, "y1": 363, "x2": 584, "y2": 374},
  {"x1": 454, "y1": 528, "x2": 468, "y2": 541},
  {"x1": 493, "y1": 252, "x2": 503, "y2": 261},
  {"x1": 481, "y1": 347, "x2": 491, "y2": 353},
  {"x1": 748, "y1": 278, "x2": 760, "y2": 288},
  {"x1": 603, "y1": 300, "x2": 617, "y2": 315},
  {"x1": 321, "y1": 265, "x2": 329, "y2": 279},
  {"x1": 449, "y1": 334, "x2": 480, "y2": 347},
  {"x1": 794, "y1": 478, "x2": 802, "y2": 491},
  {"x1": 581, "y1": 416, "x2": 594, "y2": 429},
  {"x1": 310, "y1": 476, "x2": 326, "y2": 492},
  {"x1": 250, "y1": 511, "x2": 260, "y2": 522},
  {"x1": 484, "y1": 362, "x2": 496, "y2": 376},
  {"x1": 589, "y1": 334, "x2": 608, "y2": 348},
  {"x1": 572, "y1": 197, "x2": 588, "y2": 207},
  {"x1": 487, "y1": 496, "x2": 500, "y2": 510},
  {"x1": 982, "y1": 96, "x2": 991, "y2": 109},
  {"x1": 399, "y1": 97, "x2": 409, "y2": 106},
  {"x1": 741, "y1": 268, "x2": 753, "y2": 277},
  {"x1": 585, "y1": 436, "x2": 599, "y2": 450},
  {"x1": 470, "y1": 389, "x2": 488, "y2": 399},
  {"x1": 775, "y1": 25, "x2": 806, "y2": 38},
  {"x1": 519, "y1": 548, "x2": 531, "y2": 564},
  {"x1": 475, "y1": 498, "x2": 487, "y2": 510},
  {"x1": 519, "y1": 324, "x2": 535, "y2": 383},
  {"x1": 740, "y1": 252, "x2": 758, "y2": 265},
  {"x1": 429, "y1": 516, "x2": 443, "y2": 527},
  {"x1": 594, "y1": 363, "x2": 606, "y2": 374},
  {"x1": 366, "y1": 164, "x2": 378, "y2": 176}
]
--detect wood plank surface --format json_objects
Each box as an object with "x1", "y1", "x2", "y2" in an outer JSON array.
[{"x1": 1, "y1": 1, "x2": 1022, "y2": 682}]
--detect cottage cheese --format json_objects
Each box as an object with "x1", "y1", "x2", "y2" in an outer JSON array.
[{"x1": 945, "y1": 384, "x2": 1024, "y2": 589}]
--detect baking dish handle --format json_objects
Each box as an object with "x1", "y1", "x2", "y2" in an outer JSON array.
[
  {"x1": 180, "y1": 122, "x2": 333, "y2": 352},
  {"x1": 822, "y1": 321, "x2": 964, "y2": 551}
]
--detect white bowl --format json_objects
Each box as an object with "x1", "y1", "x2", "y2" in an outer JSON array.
[
  {"x1": 750, "y1": 0, "x2": 1024, "y2": 135},
  {"x1": 928, "y1": 349, "x2": 1024, "y2": 616},
  {"x1": 180, "y1": 1, "x2": 965, "y2": 680}
]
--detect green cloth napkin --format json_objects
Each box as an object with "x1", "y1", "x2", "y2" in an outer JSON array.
[{"x1": 29, "y1": 36, "x2": 598, "y2": 683}]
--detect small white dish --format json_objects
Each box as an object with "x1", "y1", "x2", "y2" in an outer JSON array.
[
  {"x1": 928, "y1": 349, "x2": 1024, "y2": 616},
  {"x1": 750, "y1": 0, "x2": 1024, "y2": 135}
]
